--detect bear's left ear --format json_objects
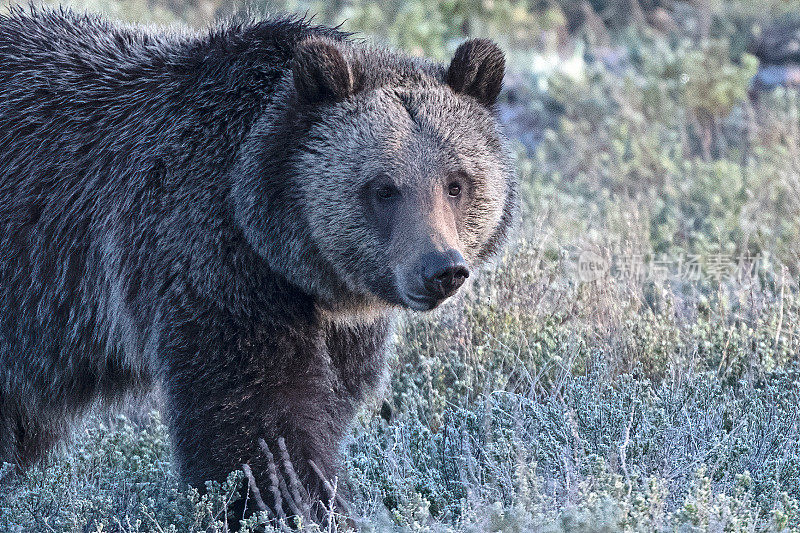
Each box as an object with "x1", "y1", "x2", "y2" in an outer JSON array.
[
  {"x1": 446, "y1": 38, "x2": 505, "y2": 107},
  {"x1": 292, "y1": 37, "x2": 354, "y2": 104}
]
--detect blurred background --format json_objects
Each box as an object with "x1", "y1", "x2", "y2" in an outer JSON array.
[{"x1": 2, "y1": 0, "x2": 800, "y2": 531}]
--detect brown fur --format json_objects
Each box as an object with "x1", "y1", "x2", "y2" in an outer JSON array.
[{"x1": 0, "y1": 7, "x2": 516, "y2": 525}]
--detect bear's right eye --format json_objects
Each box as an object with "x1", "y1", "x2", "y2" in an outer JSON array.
[{"x1": 376, "y1": 184, "x2": 400, "y2": 201}]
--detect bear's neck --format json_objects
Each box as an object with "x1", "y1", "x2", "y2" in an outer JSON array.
[{"x1": 114, "y1": 21, "x2": 351, "y2": 318}]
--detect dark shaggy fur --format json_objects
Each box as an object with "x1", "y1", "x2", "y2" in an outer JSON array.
[{"x1": 0, "y1": 6, "x2": 515, "y2": 524}]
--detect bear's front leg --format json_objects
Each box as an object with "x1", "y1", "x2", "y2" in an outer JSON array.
[{"x1": 161, "y1": 319, "x2": 352, "y2": 525}]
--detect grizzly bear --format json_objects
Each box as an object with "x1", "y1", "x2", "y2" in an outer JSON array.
[{"x1": 0, "y1": 5, "x2": 516, "y2": 523}]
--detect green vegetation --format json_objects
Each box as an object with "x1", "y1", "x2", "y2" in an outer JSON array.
[{"x1": 2, "y1": 0, "x2": 799, "y2": 531}]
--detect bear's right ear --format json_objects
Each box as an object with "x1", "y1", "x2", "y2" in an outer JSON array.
[{"x1": 292, "y1": 38, "x2": 354, "y2": 104}]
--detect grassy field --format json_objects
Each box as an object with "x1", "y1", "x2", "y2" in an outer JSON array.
[{"x1": 1, "y1": 1, "x2": 799, "y2": 531}]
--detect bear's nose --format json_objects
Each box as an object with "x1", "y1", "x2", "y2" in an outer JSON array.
[{"x1": 422, "y1": 250, "x2": 470, "y2": 300}]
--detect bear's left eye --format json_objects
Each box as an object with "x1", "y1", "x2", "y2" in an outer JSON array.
[
  {"x1": 448, "y1": 182, "x2": 462, "y2": 197},
  {"x1": 376, "y1": 184, "x2": 400, "y2": 201}
]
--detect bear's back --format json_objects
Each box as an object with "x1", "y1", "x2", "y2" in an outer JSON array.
[{"x1": 0, "y1": 8, "x2": 339, "y2": 414}]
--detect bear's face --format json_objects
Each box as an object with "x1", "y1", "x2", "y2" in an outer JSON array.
[{"x1": 291, "y1": 38, "x2": 516, "y2": 311}]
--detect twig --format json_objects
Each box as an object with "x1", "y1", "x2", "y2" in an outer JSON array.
[
  {"x1": 717, "y1": 326, "x2": 734, "y2": 374},
  {"x1": 308, "y1": 459, "x2": 350, "y2": 515},
  {"x1": 775, "y1": 266, "x2": 786, "y2": 347},
  {"x1": 140, "y1": 507, "x2": 166, "y2": 533},
  {"x1": 322, "y1": 476, "x2": 339, "y2": 533},
  {"x1": 241, "y1": 471, "x2": 249, "y2": 520},
  {"x1": 618, "y1": 405, "x2": 635, "y2": 496}
]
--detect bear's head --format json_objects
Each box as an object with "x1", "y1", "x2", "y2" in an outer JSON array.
[{"x1": 232, "y1": 36, "x2": 516, "y2": 314}]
